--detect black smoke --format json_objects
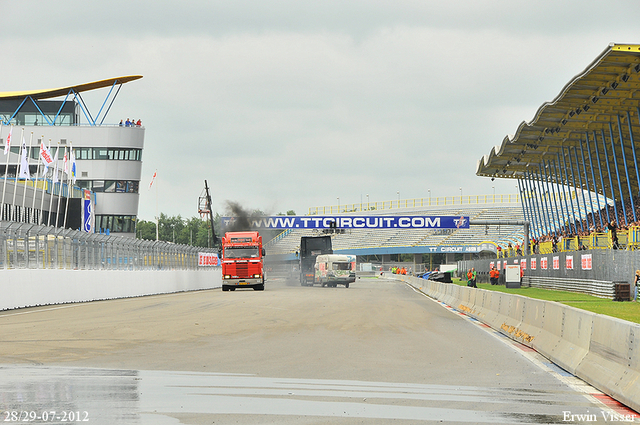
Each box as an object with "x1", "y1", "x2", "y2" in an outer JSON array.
[{"x1": 224, "y1": 201, "x2": 260, "y2": 232}]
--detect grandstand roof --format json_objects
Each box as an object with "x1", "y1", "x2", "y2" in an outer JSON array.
[
  {"x1": 477, "y1": 43, "x2": 640, "y2": 193},
  {"x1": 0, "y1": 75, "x2": 142, "y2": 101}
]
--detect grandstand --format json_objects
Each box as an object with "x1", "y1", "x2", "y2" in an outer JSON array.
[{"x1": 266, "y1": 196, "x2": 525, "y2": 259}]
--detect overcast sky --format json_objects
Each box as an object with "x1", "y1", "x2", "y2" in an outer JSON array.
[{"x1": 1, "y1": 0, "x2": 638, "y2": 220}]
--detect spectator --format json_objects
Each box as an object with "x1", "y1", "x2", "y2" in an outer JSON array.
[{"x1": 608, "y1": 220, "x2": 619, "y2": 249}]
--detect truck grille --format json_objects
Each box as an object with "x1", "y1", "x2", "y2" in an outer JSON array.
[{"x1": 235, "y1": 263, "x2": 248, "y2": 276}]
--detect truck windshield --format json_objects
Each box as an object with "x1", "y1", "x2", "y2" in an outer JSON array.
[
  {"x1": 333, "y1": 262, "x2": 351, "y2": 270},
  {"x1": 225, "y1": 246, "x2": 259, "y2": 259}
]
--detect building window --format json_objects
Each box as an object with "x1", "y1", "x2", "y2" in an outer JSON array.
[
  {"x1": 96, "y1": 215, "x2": 137, "y2": 233},
  {"x1": 69, "y1": 147, "x2": 142, "y2": 161},
  {"x1": 76, "y1": 180, "x2": 140, "y2": 193}
]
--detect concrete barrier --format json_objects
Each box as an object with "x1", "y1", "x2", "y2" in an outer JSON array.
[
  {"x1": 0, "y1": 268, "x2": 222, "y2": 311},
  {"x1": 394, "y1": 275, "x2": 640, "y2": 413},
  {"x1": 577, "y1": 315, "x2": 640, "y2": 413}
]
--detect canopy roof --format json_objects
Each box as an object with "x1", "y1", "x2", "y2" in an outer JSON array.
[
  {"x1": 477, "y1": 44, "x2": 640, "y2": 190},
  {"x1": 0, "y1": 75, "x2": 142, "y2": 101}
]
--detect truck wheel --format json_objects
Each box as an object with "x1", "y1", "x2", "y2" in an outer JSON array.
[
  {"x1": 230, "y1": 287, "x2": 235, "y2": 291},
  {"x1": 345, "y1": 283, "x2": 349, "y2": 288},
  {"x1": 222, "y1": 285, "x2": 229, "y2": 291},
  {"x1": 254, "y1": 284, "x2": 265, "y2": 291}
]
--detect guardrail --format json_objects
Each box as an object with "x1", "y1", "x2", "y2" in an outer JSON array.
[
  {"x1": 0, "y1": 221, "x2": 217, "y2": 270},
  {"x1": 523, "y1": 276, "x2": 615, "y2": 299}
]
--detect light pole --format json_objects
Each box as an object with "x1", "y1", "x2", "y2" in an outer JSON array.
[
  {"x1": 459, "y1": 187, "x2": 462, "y2": 204},
  {"x1": 492, "y1": 186, "x2": 495, "y2": 202},
  {"x1": 366, "y1": 194, "x2": 369, "y2": 210},
  {"x1": 397, "y1": 191, "x2": 400, "y2": 208},
  {"x1": 428, "y1": 189, "x2": 431, "y2": 205},
  {"x1": 337, "y1": 197, "x2": 340, "y2": 213}
]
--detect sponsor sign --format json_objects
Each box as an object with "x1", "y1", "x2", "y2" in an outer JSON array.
[
  {"x1": 540, "y1": 257, "x2": 548, "y2": 270},
  {"x1": 530, "y1": 258, "x2": 537, "y2": 270},
  {"x1": 198, "y1": 252, "x2": 220, "y2": 266},
  {"x1": 82, "y1": 190, "x2": 94, "y2": 233},
  {"x1": 581, "y1": 254, "x2": 592, "y2": 270},
  {"x1": 566, "y1": 255, "x2": 574, "y2": 270},
  {"x1": 553, "y1": 256, "x2": 560, "y2": 270},
  {"x1": 221, "y1": 215, "x2": 470, "y2": 230}
]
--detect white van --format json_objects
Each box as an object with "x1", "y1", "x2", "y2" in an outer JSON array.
[{"x1": 314, "y1": 254, "x2": 356, "y2": 288}]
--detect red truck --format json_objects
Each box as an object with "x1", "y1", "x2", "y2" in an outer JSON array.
[{"x1": 221, "y1": 231, "x2": 265, "y2": 291}]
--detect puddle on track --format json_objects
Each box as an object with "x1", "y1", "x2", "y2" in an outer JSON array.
[{"x1": 0, "y1": 365, "x2": 611, "y2": 424}]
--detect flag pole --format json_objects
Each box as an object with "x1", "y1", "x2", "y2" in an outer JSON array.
[
  {"x1": 155, "y1": 171, "x2": 159, "y2": 241},
  {"x1": 11, "y1": 128, "x2": 25, "y2": 221},
  {"x1": 48, "y1": 143, "x2": 60, "y2": 226},
  {"x1": 38, "y1": 138, "x2": 51, "y2": 224},
  {"x1": 63, "y1": 142, "x2": 73, "y2": 229},
  {"x1": 21, "y1": 131, "x2": 34, "y2": 221},
  {"x1": 55, "y1": 145, "x2": 67, "y2": 228},
  {"x1": 0, "y1": 124, "x2": 8, "y2": 220},
  {"x1": 32, "y1": 135, "x2": 44, "y2": 223}
]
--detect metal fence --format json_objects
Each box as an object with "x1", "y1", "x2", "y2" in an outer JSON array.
[{"x1": 0, "y1": 221, "x2": 218, "y2": 270}]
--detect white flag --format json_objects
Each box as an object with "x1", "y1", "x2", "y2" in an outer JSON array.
[
  {"x1": 52, "y1": 146, "x2": 60, "y2": 184},
  {"x1": 70, "y1": 145, "x2": 77, "y2": 183},
  {"x1": 63, "y1": 147, "x2": 68, "y2": 174},
  {"x1": 40, "y1": 140, "x2": 54, "y2": 176},
  {"x1": 18, "y1": 137, "x2": 30, "y2": 180}
]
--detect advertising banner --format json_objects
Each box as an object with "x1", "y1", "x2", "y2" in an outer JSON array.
[
  {"x1": 198, "y1": 252, "x2": 220, "y2": 267},
  {"x1": 221, "y1": 215, "x2": 470, "y2": 230},
  {"x1": 82, "y1": 190, "x2": 94, "y2": 233}
]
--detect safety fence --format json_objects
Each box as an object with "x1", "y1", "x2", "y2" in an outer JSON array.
[
  {"x1": 0, "y1": 221, "x2": 218, "y2": 270},
  {"x1": 499, "y1": 226, "x2": 640, "y2": 258}
]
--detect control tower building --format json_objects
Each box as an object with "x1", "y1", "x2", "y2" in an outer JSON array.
[{"x1": 0, "y1": 76, "x2": 144, "y2": 237}]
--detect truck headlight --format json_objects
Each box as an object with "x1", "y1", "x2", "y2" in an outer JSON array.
[
  {"x1": 224, "y1": 275, "x2": 231, "y2": 279},
  {"x1": 254, "y1": 274, "x2": 261, "y2": 278}
]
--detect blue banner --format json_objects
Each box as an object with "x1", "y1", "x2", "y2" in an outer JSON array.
[{"x1": 221, "y1": 215, "x2": 470, "y2": 230}]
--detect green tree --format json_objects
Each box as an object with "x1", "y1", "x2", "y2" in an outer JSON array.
[{"x1": 136, "y1": 219, "x2": 157, "y2": 240}]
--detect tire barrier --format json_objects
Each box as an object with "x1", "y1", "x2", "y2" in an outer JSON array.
[{"x1": 386, "y1": 273, "x2": 640, "y2": 413}]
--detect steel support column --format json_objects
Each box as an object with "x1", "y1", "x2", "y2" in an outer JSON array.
[
  {"x1": 525, "y1": 171, "x2": 544, "y2": 237},
  {"x1": 628, "y1": 110, "x2": 640, "y2": 198},
  {"x1": 593, "y1": 130, "x2": 612, "y2": 223},
  {"x1": 538, "y1": 164, "x2": 554, "y2": 235},
  {"x1": 567, "y1": 146, "x2": 585, "y2": 232},
  {"x1": 579, "y1": 139, "x2": 597, "y2": 230},
  {"x1": 608, "y1": 123, "x2": 627, "y2": 226},
  {"x1": 618, "y1": 114, "x2": 637, "y2": 222},
  {"x1": 585, "y1": 132, "x2": 604, "y2": 229},
  {"x1": 601, "y1": 129, "x2": 619, "y2": 224},
  {"x1": 543, "y1": 159, "x2": 562, "y2": 233},
  {"x1": 560, "y1": 148, "x2": 579, "y2": 233},
  {"x1": 553, "y1": 156, "x2": 572, "y2": 233},
  {"x1": 572, "y1": 145, "x2": 590, "y2": 230}
]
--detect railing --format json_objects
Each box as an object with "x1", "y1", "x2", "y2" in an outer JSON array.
[
  {"x1": 498, "y1": 226, "x2": 640, "y2": 257},
  {"x1": 0, "y1": 221, "x2": 217, "y2": 270},
  {"x1": 309, "y1": 194, "x2": 521, "y2": 215}
]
